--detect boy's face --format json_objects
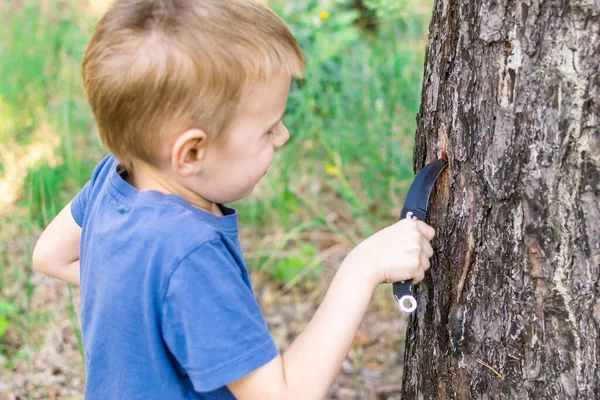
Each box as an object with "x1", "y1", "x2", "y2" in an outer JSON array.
[{"x1": 197, "y1": 69, "x2": 292, "y2": 204}]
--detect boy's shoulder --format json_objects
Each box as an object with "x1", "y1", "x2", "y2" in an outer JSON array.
[
  {"x1": 77, "y1": 155, "x2": 247, "y2": 304},
  {"x1": 77, "y1": 154, "x2": 240, "y2": 255}
]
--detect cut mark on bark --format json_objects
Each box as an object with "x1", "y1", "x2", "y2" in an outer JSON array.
[
  {"x1": 499, "y1": 27, "x2": 522, "y2": 108},
  {"x1": 455, "y1": 233, "x2": 475, "y2": 304},
  {"x1": 476, "y1": 358, "x2": 505, "y2": 381},
  {"x1": 440, "y1": 126, "x2": 448, "y2": 160}
]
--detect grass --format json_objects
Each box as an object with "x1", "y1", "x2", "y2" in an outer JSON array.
[
  {"x1": 0, "y1": 0, "x2": 432, "y2": 390},
  {"x1": 0, "y1": 1, "x2": 101, "y2": 226}
]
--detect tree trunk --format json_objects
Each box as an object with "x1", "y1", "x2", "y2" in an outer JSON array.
[{"x1": 401, "y1": 0, "x2": 600, "y2": 398}]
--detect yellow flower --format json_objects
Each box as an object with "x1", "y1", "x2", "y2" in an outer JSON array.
[
  {"x1": 325, "y1": 163, "x2": 339, "y2": 176},
  {"x1": 320, "y1": 11, "x2": 330, "y2": 20}
]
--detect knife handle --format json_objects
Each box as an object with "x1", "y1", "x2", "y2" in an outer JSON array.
[{"x1": 393, "y1": 206, "x2": 427, "y2": 313}]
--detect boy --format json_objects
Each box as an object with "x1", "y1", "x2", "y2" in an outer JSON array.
[{"x1": 32, "y1": 0, "x2": 435, "y2": 398}]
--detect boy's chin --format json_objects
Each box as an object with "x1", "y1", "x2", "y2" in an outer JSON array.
[
  {"x1": 239, "y1": 186, "x2": 256, "y2": 199},
  {"x1": 221, "y1": 186, "x2": 255, "y2": 204},
  {"x1": 216, "y1": 179, "x2": 264, "y2": 204}
]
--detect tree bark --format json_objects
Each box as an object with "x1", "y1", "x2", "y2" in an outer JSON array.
[{"x1": 401, "y1": 0, "x2": 600, "y2": 398}]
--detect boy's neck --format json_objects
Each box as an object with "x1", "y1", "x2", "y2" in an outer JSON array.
[{"x1": 124, "y1": 162, "x2": 222, "y2": 216}]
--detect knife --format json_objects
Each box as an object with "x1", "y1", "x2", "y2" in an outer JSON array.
[{"x1": 393, "y1": 159, "x2": 448, "y2": 313}]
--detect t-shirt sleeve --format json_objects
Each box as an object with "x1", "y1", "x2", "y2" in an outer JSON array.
[
  {"x1": 161, "y1": 239, "x2": 278, "y2": 393},
  {"x1": 70, "y1": 154, "x2": 115, "y2": 227}
]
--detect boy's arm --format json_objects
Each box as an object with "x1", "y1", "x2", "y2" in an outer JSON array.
[
  {"x1": 229, "y1": 220, "x2": 435, "y2": 400},
  {"x1": 228, "y1": 259, "x2": 376, "y2": 400},
  {"x1": 32, "y1": 202, "x2": 81, "y2": 286}
]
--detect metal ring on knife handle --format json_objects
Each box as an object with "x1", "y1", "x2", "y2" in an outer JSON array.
[{"x1": 394, "y1": 281, "x2": 417, "y2": 313}]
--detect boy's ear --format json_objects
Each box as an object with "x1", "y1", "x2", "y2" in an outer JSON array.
[{"x1": 171, "y1": 128, "x2": 208, "y2": 178}]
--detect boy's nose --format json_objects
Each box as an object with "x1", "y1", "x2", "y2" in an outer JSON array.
[{"x1": 273, "y1": 123, "x2": 290, "y2": 148}]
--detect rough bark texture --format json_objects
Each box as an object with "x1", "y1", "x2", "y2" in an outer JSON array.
[{"x1": 401, "y1": 0, "x2": 600, "y2": 398}]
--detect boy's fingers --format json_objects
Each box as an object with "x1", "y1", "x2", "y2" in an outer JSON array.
[
  {"x1": 416, "y1": 221, "x2": 435, "y2": 241},
  {"x1": 421, "y1": 254, "x2": 431, "y2": 271},
  {"x1": 422, "y1": 239, "x2": 434, "y2": 258},
  {"x1": 412, "y1": 270, "x2": 425, "y2": 285}
]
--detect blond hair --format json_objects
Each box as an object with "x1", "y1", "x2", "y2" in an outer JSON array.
[{"x1": 82, "y1": 0, "x2": 304, "y2": 168}]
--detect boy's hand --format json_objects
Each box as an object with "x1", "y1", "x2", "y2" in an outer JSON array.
[{"x1": 343, "y1": 219, "x2": 435, "y2": 287}]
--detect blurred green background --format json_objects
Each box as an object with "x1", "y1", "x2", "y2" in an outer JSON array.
[{"x1": 0, "y1": 0, "x2": 432, "y2": 397}]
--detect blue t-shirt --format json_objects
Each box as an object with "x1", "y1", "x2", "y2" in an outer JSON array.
[{"x1": 71, "y1": 154, "x2": 278, "y2": 399}]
